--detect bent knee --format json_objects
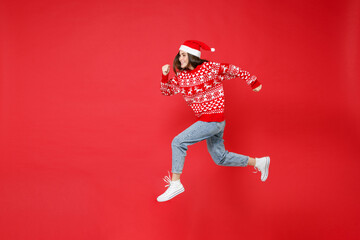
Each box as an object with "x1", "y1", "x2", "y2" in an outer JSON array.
[
  {"x1": 210, "y1": 153, "x2": 226, "y2": 165},
  {"x1": 171, "y1": 136, "x2": 183, "y2": 148}
]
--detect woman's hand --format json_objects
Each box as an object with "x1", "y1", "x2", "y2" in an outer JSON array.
[
  {"x1": 162, "y1": 64, "x2": 170, "y2": 75},
  {"x1": 253, "y1": 84, "x2": 262, "y2": 92}
]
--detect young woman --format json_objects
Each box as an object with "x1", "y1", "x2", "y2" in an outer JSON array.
[{"x1": 157, "y1": 40, "x2": 270, "y2": 202}]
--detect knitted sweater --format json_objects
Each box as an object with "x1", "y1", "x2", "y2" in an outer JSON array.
[{"x1": 160, "y1": 61, "x2": 261, "y2": 122}]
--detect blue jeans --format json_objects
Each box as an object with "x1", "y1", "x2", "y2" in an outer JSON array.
[{"x1": 171, "y1": 121, "x2": 249, "y2": 173}]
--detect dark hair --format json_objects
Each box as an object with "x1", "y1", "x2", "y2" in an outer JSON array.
[{"x1": 173, "y1": 52, "x2": 208, "y2": 74}]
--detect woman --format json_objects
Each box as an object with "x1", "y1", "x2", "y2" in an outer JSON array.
[{"x1": 157, "y1": 40, "x2": 270, "y2": 202}]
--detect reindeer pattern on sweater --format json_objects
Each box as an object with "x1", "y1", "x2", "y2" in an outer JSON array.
[{"x1": 160, "y1": 62, "x2": 260, "y2": 122}]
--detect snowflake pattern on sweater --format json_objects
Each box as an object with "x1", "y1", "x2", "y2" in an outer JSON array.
[{"x1": 160, "y1": 62, "x2": 260, "y2": 122}]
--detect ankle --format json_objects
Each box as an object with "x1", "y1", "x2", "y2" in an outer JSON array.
[
  {"x1": 248, "y1": 157, "x2": 256, "y2": 166},
  {"x1": 171, "y1": 172, "x2": 181, "y2": 181}
]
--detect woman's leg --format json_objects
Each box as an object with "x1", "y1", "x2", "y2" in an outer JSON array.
[
  {"x1": 171, "y1": 123, "x2": 254, "y2": 180},
  {"x1": 171, "y1": 121, "x2": 221, "y2": 179},
  {"x1": 206, "y1": 121, "x2": 249, "y2": 167},
  {"x1": 206, "y1": 121, "x2": 270, "y2": 181},
  {"x1": 157, "y1": 121, "x2": 222, "y2": 202}
]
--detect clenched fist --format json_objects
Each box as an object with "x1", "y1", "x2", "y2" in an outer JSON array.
[
  {"x1": 253, "y1": 84, "x2": 262, "y2": 92},
  {"x1": 162, "y1": 64, "x2": 170, "y2": 75}
]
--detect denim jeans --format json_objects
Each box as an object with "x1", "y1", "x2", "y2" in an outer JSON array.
[{"x1": 171, "y1": 121, "x2": 249, "y2": 173}]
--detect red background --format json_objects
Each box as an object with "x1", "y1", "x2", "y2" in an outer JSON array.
[{"x1": 1, "y1": 0, "x2": 359, "y2": 239}]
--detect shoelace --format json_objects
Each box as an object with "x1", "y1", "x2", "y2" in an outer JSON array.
[
  {"x1": 163, "y1": 171, "x2": 172, "y2": 187},
  {"x1": 253, "y1": 166, "x2": 259, "y2": 174}
]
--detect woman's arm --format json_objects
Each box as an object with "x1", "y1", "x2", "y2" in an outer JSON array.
[
  {"x1": 218, "y1": 63, "x2": 262, "y2": 91},
  {"x1": 160, "y1": 64, "x2": 181, "y2": 96}
]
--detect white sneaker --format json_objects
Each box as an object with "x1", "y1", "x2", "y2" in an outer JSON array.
[
  {"x1": 157, "y1": 172, "x2": 185, "y2": 202},
  {"x1": 254, "y1": 156, "x2": 270, "y2": 182}
]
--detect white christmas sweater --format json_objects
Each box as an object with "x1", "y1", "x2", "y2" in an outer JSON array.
[{"x1": 160, "y1": 61, "x2": 260, "y2": 122}]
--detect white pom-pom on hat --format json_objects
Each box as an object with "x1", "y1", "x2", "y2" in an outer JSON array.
[{"x1": 211, "y1": 48, "x2": 215, "y2": 52}]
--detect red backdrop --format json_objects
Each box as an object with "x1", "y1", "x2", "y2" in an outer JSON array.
[{"x1": 1, "y1": 0, "x2": 359, "y2": 239}]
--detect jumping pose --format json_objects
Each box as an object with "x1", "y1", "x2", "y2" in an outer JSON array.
[{"x1": 157, "y1": 40, "x2": 270, "y2": 202}]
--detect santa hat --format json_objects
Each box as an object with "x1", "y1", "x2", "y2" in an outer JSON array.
[{"x1": 179, "y1": 40, "x2": 215, "y2": 58}]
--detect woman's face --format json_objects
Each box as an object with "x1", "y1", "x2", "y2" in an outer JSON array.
[{"x1": 179, "y1": 50, "x2": 189, "y2": 69}]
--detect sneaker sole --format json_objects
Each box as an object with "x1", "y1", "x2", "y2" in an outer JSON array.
[
  {"x1": 157, "y1": 187, "x2": 185, "y2": 202},
  {"x1": 261, "y1": 156, "x2": 270, "y2": 182}
]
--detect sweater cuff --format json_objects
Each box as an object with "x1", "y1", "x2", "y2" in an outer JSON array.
[
  {"x1": 250, "y1": 80, "x2": 261, "y2": 89},
  {"x1": 161, "y1": 73, "x2": 169, "y2": 83}
]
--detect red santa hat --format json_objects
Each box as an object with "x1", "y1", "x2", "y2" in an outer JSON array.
[{"x1": 179, "y1": 40, "x2": 215, "y2": 58}]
